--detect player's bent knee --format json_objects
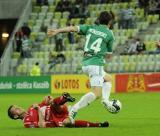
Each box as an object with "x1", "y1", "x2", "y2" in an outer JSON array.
[{"x1": 104, "y1": 74, "x2": 112, "y2": 82}]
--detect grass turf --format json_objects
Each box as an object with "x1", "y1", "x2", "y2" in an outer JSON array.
[{"x1": 0, "y1": 92, "x2": 160, "y2": 136}]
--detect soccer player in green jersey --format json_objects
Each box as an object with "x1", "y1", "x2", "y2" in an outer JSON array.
[{"x1": 48, "y1": 11, "x2": 115, "y2": 120}]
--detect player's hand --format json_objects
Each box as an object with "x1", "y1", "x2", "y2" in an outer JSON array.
[
  {"x1": 33, "y1": 103, "x2": 40, "y2": 110},
  {"x1": 44, "y1": 95, "x2": 53, "y2": 105},
  {"x1": 47, "y1": 29, "x2": 59, "y2": 37}
]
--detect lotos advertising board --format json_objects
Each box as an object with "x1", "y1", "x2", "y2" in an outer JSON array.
[
  {"x1": 51, "y1": 74, "x2": 115, "y2": 94},
  {"x1": 116, "y1": 73, "x2": 160, "y2": 92},
  {"x1": 0, "y1": 76, "x2": 50, "y2": 93},
  {"x1": 51, "y1": 75, "x2": 90, "y2": 94}
]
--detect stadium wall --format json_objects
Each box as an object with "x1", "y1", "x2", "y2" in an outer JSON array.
[
  {"x1": 0, "y1": 0, "x2": 32, "y2": 76},
  {"x1": 0, "y1": 0, "x2": 28, "y2": 19},
  {"x1": 0, "y1": 73, "x2": 159, "y2": 94}
]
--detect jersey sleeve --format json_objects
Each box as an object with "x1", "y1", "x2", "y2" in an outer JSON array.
[
  {"x1": 78, "y1": 25, "x2": 90, "y2": 35},
  {"x1": 23, "y1": 108, "x2": 39, "y2": 128},
  {"x1": 107, "y1": 31, "x2": 115, "y2": 54},
  {"x1": 23, "y1": 115, "x2": 39, "y2": 128}
]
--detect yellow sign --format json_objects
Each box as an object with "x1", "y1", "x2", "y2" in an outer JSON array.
[
  {"x1": 51, "y1": 74, "x2": 115, "y2": 94},
  {"x1": 51, "y1": 75, "x2": 90, "y2": 94}
]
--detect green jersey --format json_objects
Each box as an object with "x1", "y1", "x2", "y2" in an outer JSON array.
[{"x1": 78, "y1": 25, "x2": 115, "y2": 66}]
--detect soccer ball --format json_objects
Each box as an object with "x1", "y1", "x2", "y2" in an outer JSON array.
[{"x1": 102, "y1": 99, "x2": 122, "y2": 114}]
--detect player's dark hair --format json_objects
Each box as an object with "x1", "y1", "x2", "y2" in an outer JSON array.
[
  {"x1": 8, "y1": 105, "x2": 18, "y2": 120},
  {"x1": 98, "y1": 11, "x2": 114, "y2": 25},
  {"x1": 8, "y1": 105, "x2": 14, "y2": 119}
]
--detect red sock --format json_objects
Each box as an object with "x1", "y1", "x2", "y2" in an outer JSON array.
[
  {"x1": 75, "y1": 120, "x2": 100, "y2": 127},
  {"x1": 53, "y1": 96, "x2": 67, "y2": 106}
]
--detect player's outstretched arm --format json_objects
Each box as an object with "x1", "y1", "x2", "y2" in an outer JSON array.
[{"x1": 47, "y1": 26, "x2": 78, "y2": 37}]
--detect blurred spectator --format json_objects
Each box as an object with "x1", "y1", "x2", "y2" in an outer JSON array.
[
  {"x1": 68, "y1": 31, "x2": 75, "y2": 44},
  {"x1": 55, "y1": 39, "x2": 65, "y2": 52},
  {"x1": 122, "y1": 5, "x2": 135, "y2": 29},
  {"x1": 138, "y1": 0, "x2": 150, "y2": 15},
  {"x1": 30, "y1": 62, "x2": 41, "y2": 76},
  {"x1": 56, "y1": 53, "x2": 66, "y2": 64},
  {"x1": 136, "y1": 38, "x2": 146, "y2": 54},
  {"x1": 128, "y1": 39, "x2": 138, "y2": 55},
  {"x1": 120, "y1": 40, "x2": 130, "y2": 55},
  {"x1": 36, "y1": 0, "x2": 48, "y2": 6},
  {"x1": 48, "y1": 52, "x2": 57, "y2": 70},
  {"x1": 118, "y1": 4, "x2": 135, "y2": 29},
  {"x1": 149, "y1": 0, "x2": 160, "y2": 14},
  {"x1": 67, "y1": 21, "x2": 75, "y2": 44},
  {"x1": 21, "y1": 23, "x2": 31, "y2": 37},
  {"x1": 15, "y1": 28, "x2": 23, "y2": 52},
  {"x1": 70, "y1": 3, "x2": 89, "y2": 19},
  {"x1": 21, "y1": 35, "x2": 32, "y2": 58},
  {"x1": 48, "y1": 52, "x2": 66, "y2": 70},
  {"x1": 118, "y1": 8, "x2": 125, "y2": 29},
  {"x1": 56, "y1": 0, "x2": 71, "y2": 12}
]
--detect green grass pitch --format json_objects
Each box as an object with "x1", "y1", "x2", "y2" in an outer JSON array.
[{"x1": 0, "y1": 92, "x2": 160, "y2": 136}]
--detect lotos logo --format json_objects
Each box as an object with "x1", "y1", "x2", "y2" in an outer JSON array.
[
  {"x1": 54, "y1": 80, "x2": 61, "y2": 89},
  {"x1": 54, "y1": 79, "x2": 79, "y2": 89},
  {"x1": 86, "y1": 79, "x2": 91, "y2": 89}
]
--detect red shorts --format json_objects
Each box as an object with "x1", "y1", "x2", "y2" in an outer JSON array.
[{"x1": 51, "y1": 104, "x2": 69, "y2": 127}]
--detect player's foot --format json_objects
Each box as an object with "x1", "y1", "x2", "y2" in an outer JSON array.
[
  {"x1": 100, "y1": 121, "x2": 109, "y2": 127},
  {"x1": 62, "y1": 92, "x2": 76, "y2": 102},
  {"x1": 101, "y1": 99, "x2": 113, "y2": 113}
]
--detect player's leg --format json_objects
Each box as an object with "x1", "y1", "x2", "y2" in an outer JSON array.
[
  {"x1": 102, "y1": 72, "x2": 112, "y2": 101},
  {"x1": 52, "y1": 92, "x2": 75, "y2": 106},
  {"x1": 74, "y1": 120, "x2": 109, "y2": 128},
  {"x1": 51, "y1": 93, "x2": 75, "y2": 114},
  {"x1": 69, "y1": 66, "x2": 104, "y2": 119},
  {"x1": 63, "y1": 118, "x2": 109, "y2": 128},
  {"x1": 70, "y1": 86, "x2": 101, "y2": 112},
  {"x1": 101, "y1": 71, "x2": 113, "y2": 110}
]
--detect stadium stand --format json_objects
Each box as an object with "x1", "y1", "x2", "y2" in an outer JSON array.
[{"x1": 7, "y1": 0, "x2": 160, "y2": 75}]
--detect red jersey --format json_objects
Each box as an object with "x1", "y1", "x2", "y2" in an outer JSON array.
[
  {"x1": 23, "y1": 107, "x2": 39, "y2": 128},
  {"x1": 23, "y1": 102, "x2": 69, "y2": 128}
]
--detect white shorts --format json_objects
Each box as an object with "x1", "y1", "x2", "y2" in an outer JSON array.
[{"x1": 82, "y1": 65, "x2": 106, "y2": 87}]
